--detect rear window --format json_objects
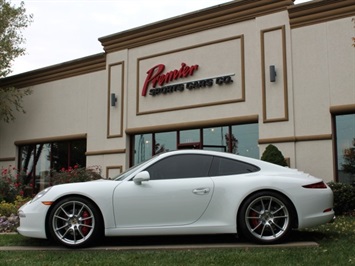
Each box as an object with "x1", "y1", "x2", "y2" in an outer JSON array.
[{"x1": 209, "y1": 156, "x2": 260, "y2": 176}]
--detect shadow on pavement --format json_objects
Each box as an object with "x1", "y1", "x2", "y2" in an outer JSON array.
[{"x1": 1, "y1": 230, "x2": 321, "y2": 250}]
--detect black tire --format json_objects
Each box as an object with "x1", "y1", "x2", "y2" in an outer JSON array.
[
  {"x1": 238, "y1": 191, "x2": 293, "y2": 244},
  {"x1": 48, "y1": 196, "x2": 103, "y2": 248}
]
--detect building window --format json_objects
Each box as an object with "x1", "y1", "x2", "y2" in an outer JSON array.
[
  {"x1": 18, "y1": 139, "x2": 87, "y2": 193},
  {"x1": 232, "y1": 124, "x2": 259, "y2": 158},
  {"x1": 131, "y1": 123, "x2": 259, "y2": 165},
  {"x1": 133, "y1": 134, "x2": 152, "y2": 164},
  {"x1": 203, "y1": 126, "x2": 229, "y2": 152},
  {"x1": 154, "y1": 131, "x2": 177, "y2": 155},
  {"x1": 335, "y1": 113, "x2": 355, "y2": 184}
]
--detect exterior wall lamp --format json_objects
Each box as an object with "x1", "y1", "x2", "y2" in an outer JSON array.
[
  {"x1": 269, "y1": 65, "x2": 277, "y2": 82},
  {"x1": 111, "y1": 93, "x2": 117, "y2": 107}
]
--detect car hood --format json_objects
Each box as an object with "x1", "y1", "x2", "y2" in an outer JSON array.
[{"x1": 50, "y1": 178, "x2": 120, "y2": 191}]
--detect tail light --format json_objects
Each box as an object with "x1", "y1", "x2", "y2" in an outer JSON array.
[{"x1": 302, "y1": 181, "x2": 327, "y2": 189}]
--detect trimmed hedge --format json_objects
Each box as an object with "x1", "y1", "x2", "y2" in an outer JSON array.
[
  {"x1": 261, "y1": 144, "x2": 288, "y2": 167},
  {"x1": 328, "y1": 182, "x2": 355, "y2": 216}
]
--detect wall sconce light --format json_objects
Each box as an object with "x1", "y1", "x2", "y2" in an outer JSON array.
[
  {"x1": 269, "y1": 65, "x2": 277, "y2": 82},
  {"x1": 111, "y1": 93, "x2": 117, "y2": 107}
]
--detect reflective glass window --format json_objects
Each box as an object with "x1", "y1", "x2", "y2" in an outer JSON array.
[
  {"x1": 18, "y1": 139, "x2": 86, "y2": 193},
  {"x1": 133, "y1": 134, "x2": 152, "y2": 164},
  {"x1": 131, "y1": 123, "x2": 259, "y2": 166},
  {"x1": 20, "y1": 144, "x2": 37, "y2": 188},
  {"x1": 231, "y1": 124, "x2": 259, "y2": 159},
  {"x1": 52, "y1": 142, "x2": 69, "y2": 171},
  {"x1": 154, "y1": 132, "x2": 177, "y2": 155},
  {"x1": 179, "y1": 129, "x2": 200, "y2": 144},
  {"x1": 34, "y1": 144, "x2": 51, "y2": 191},
  {"x1": 335, "y1": 114, "x2": 355, "y2": 184},
  {"x1": 70, "y1": 140, "x2": 87, "y2": 167},
  {"x1": 203, "y1": 127, "x2": 228, "y2": 152}
]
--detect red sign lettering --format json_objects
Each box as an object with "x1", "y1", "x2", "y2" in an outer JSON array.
[{"x1": 141, "y1": 63, "x2": 199, "y2": 96}]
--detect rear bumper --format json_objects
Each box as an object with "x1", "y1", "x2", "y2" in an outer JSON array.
[
  {"x1": 298, "y1": 210, "x2": 335, "y2": 229},
  {"x1": 329, "y1": 215, "x2": 336, "y2": 223}
]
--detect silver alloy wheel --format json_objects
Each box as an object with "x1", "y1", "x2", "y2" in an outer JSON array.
[
  {"x1": 244, "y1": 195, "x2": 290, "y2": 241},
  {"x1": 51, "y1": 200, "x2": 95, "y2": 246}
]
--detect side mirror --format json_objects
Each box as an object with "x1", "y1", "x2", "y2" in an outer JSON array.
[{"x1": 133, "y1": 171, "x2": 150, "y2": 185}]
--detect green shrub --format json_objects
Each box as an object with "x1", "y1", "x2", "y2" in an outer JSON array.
[
  {"x1": 328, "y1": 182, "x2": 355, "y2": 215},
  {"x1": 0, "y1": 201, "x2": 17, "y2": 217},
  {"x1": 0, "y1": 196, "x2": 31, "y2": 232},
  {"x1": 51, "y1": 165, "x2": 102, "y2": 185},
  {"x1": 0, "y1": 166, "x2": 24, "y2": 203},
  {"x1": 0, "y1": 196, "x2": 30, "y2": 217},
  {"x1": 261, "y1": 144, "x2": 288, "y2": 167}
]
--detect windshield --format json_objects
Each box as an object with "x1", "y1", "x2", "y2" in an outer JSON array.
[{"x1": 114, "y1": 159, "x2": 152, "y2": 181}]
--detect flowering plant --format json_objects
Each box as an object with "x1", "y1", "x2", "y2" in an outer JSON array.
[
  {"x1": 0, "y1": 166, "x2": 24, "y2": 203},
  {"x1": 0, "y1": 195, "x2": 30, "y2": 233},
  {"x1": 50, "y1": 165, "x2": 102, "y2": 185}
]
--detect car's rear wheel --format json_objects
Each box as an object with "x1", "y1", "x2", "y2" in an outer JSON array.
[
  {"x1": 238, "y1": 191, "x2": 293, "y2": 244},
  {"x1": 48, "y1": 196, "x2": 102, "y2": 248}
]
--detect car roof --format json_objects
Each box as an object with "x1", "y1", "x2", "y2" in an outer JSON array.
[
  {"x1": 156, "y1": 149, "x2": 291, "y2": 173},
  {"x1": 157, "y1": 149, "x2": 249, "y2": 160}
]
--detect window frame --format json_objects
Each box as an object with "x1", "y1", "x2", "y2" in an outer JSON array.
[
  {"x1": 130, "y1": 123, "x2": 259, "y2": 165},
  {"x1": 332, "y1": 112, "x2": 355, "y2": 184},
  {"x1": 18, "y1": 138, "x2": 87, "y2": 193}
]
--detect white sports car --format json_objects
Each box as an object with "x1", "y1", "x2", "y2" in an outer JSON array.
[{"x1": 18, "y1": 150, "x2": 334, "y2": 248}]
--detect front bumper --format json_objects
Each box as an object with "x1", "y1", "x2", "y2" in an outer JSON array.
[{"x1": 17, "y1": 201, "x2": 50, "y2": 239}]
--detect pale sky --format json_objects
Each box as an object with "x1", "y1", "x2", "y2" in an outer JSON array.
[{"x1": 10, "y1": 0, "x2": 311, "y2": 75}]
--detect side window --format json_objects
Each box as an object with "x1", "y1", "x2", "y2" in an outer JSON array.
[
  {"x1": 209, "y1": 156, "x2": 260, "y2": 176},
  {"x1": 146, "y1": 154, "x2": 213, "y2": 180}
]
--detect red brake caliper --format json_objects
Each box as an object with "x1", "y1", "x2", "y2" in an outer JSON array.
[
  {"x1": 81, "y1": 211, "x2": 91, "y2": 235},
  {"x1": 250, "y1": 211, "x2": 259, "y2": 229}
]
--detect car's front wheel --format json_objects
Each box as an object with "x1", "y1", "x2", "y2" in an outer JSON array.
[
  {"x1": 48, "y1": 196, "x2": 103, "y2": 248},
  {"x1": 238, "y1": 191, "x2": 293, "y2": 244}
]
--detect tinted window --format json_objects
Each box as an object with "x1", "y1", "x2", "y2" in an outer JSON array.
[
  {"x1": 146, "y1": 154, "x2": 213, "y2": 180},
  {"x1": 231, "y1": 124, "x2": 259, "y2": 158},
  {"x1": 209, "y1": 156, "x2": 260, "y2": 176},
  {"x1": 18, "y1": 139, "x2": 87, "y2": 193},
  {"x1": 335, "y1": 113, "x2": 355, "y2": 184}
]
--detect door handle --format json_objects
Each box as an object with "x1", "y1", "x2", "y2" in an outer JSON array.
[{"x1": 192, "y1": 188, "x2": 210, "y2": 195}]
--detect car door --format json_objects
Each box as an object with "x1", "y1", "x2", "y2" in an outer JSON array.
[{"x1": 113, "y1": 154, "x2": 214, "y2": 227}]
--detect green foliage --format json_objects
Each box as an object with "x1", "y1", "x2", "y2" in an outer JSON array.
[
  {"x1": 0, "y1": 196, "x2": 29, "y2": 232},
  {"x1": 0, "y1": 0, "x2": 33, "y2": 77},
  {"x1": 0, "y1": 196, "x2": 28, "y2": 216},
  {"x1": 0, "y1": 201, "x2": 16, "y2": 217},
  {"x1": 341, "y1": 138, "x2": 355, "y2": 175},
  {"x1": 261, "y1": 144, "x2": 288, "y2": 167},
  {"x1": 0, "y1": 166, "x2": 24, "y2": 203},
  {"x1": 328, "y1": 182, "x2": 355, "y2": 215},
  {"x1": 0, "y1": 87, "x2": 32, "y2": 123},
  {"x1": 0, "y1": 0, "x2": 33, "y2": 123},
  {"x1": 51, "y1": 165, "x2": 102, "y2": 185}
]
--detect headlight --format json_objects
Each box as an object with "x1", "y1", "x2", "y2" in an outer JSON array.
[{"x1": 31, "y1": 187, "x2": 52, "y2": 203}]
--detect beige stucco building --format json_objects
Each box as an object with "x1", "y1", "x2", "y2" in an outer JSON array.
[{"x1": 1, "y1": 0, "x2": 355, "y2": 193}]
